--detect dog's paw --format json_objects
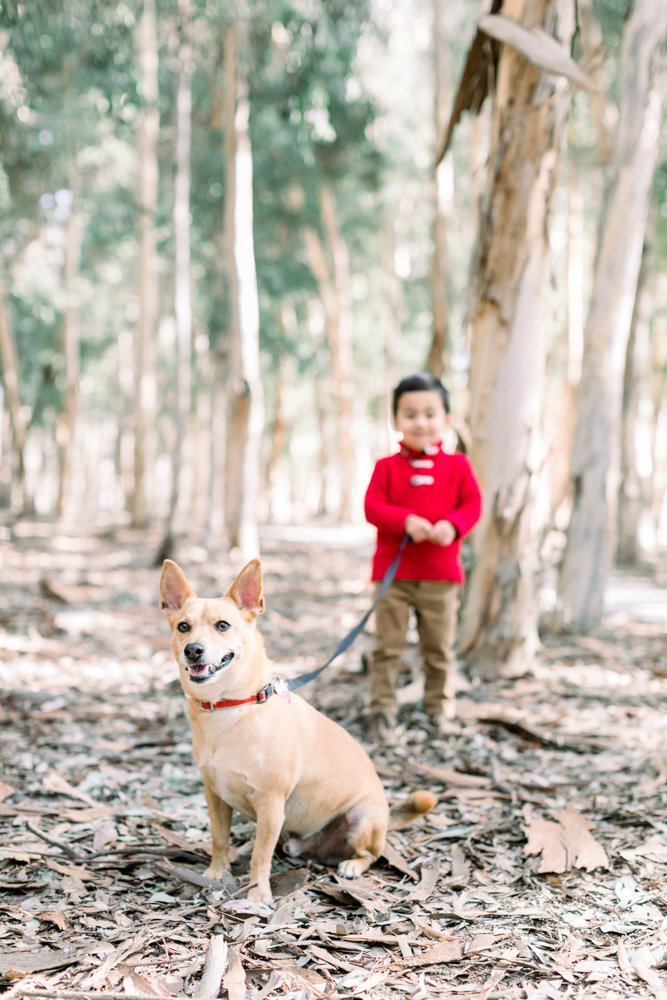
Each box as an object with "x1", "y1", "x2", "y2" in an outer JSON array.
[
  {"x1": 337, "y1": 857, "x2": 369, "y2": 880},
  {"x1": 283, "y1": 837, "x2": 304, "y2": 858},
  {"x1": 203, "y1": 863, "x2": 228, "y2": 882},
  {"x1": 246, "y1": 882, "x2": 274, "y2": 905}
]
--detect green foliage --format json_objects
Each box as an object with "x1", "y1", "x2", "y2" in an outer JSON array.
[{"x1": 0, "y1": 1, "x2": 140, "y2": 425}]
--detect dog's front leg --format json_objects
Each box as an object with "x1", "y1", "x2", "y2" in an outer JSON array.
[
  {"x1": 246, "y1": 796, "x2": 285, "y2": 904},
  {"x1": 202, "y1": 780, "x2": 233, "y2": 880}
]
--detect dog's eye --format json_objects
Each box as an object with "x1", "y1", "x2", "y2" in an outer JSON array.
[
  {"x1": 215, "y1": 620, "x2": 230, "y2": 632},
  {"x1": 177, "y1": 621, "x2": 191, "y2": 633}
]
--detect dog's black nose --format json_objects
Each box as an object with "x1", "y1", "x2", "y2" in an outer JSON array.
[{"x1": 184, "y1": 642, "x2": 205, "y2": 662}]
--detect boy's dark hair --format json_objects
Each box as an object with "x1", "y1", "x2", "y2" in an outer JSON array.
[{"x1": 392, "y1": 372, "x2": 450, "y2": 417}]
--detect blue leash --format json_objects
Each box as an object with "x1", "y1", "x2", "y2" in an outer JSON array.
[{"x1": 286, "y1": 533, "x2": 410, "y2": 692}]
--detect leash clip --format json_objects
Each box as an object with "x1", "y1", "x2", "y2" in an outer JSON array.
[{"x1": 255, "y1": 683, "x2": 274, "y2": 704}]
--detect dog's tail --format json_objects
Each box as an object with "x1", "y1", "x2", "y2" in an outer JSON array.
[{"x1": 388, "y1": 790, "x2": 437, "y2": 830}]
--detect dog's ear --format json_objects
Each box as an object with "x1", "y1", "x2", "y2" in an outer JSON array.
[
  {"x1": 226, "y1": 559, "x2": 265, "y2": 616},
  {"x1": 160, "y1": 560, "x2": 195, "y2": 612}
]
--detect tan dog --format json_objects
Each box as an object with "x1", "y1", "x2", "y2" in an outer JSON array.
[{"x1": 160, "y1": 558, "x2": 436, "y2": 904}]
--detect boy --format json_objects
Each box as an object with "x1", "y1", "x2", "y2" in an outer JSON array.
[{"x1": 364, "y1": 372, "x2": 482, "y2": 745}]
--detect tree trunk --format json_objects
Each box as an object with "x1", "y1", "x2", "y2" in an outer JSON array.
[
  {"x1": 223, "y1": 14, "x2": 264, "y2": 558},
  {"x1": 56, "y1": 167, "x2": 82, "y2": 519},
  {"x1": 557, "y1": 0, "x2": 667, "y2": 630},
  {"x1": 0, "y1": 274, "x2": 27, "y2": 510},
  {"x1": 616, "y1": 240, "x2": 652, "y2": 565},
  {"x1": 459, "y1": 0, "x2": 576, "y2": 676},
  {"x1": 132, "y1": 0, "x2": 160, "y2": 528},
  {"x1": 545, "y1": 0, "x2": 612, "y2": 528},
  {"x1": 207, "y1": 347, "x2": 227, "y2": 541},
  {"x1": 161, "y1": 9, "x2": 193, "y2": 553},
  {"x1": 305, "y1": 185, "x2": 356, "y2": 521},
  {"x1": 265, "y1": 304, "x2": 294, "y2": 521},
  {"x1": 319, "y1": 183, "x2": 356, "y2": 522},
  {"x1": 305, "y1": 298, "x2": 334, "y2": 517},
  {"x1": 426, "y1": 0, "x2": 453, "y2": 378},
  {"x1": 651, "y1": 362, "x2": 667, "y2": 548}
]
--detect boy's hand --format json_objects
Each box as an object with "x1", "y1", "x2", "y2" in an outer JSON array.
[
  {"x1": 405, "y1": 515, "x2": 432, "y2": 543},
  {"x1": 430, "y1": 520, "x2": 457, "y2": 546}
]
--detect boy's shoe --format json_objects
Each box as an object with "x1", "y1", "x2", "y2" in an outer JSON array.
[
  {"x1": 367, "y1": 711, "x2": 397, "y2": 747},
  {"x1": 425, "y1": 702, "x2": 457, "y2": 737}
]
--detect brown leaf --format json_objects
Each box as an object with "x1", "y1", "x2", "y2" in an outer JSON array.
[
  {"x1": 308, "y1": 944, "x2": 357, "y2": 973},
  {"x1": 270, "y1": 866, "x2": 309, "y2": 897},
  {"x1": 93, "y1": 819, "x2": 118, "y2": 852},
  {"x1": 38, "y1": 908, "x2": 68, "y2": 931},
  {"x1": 222, "y1": 947, "x2": 246, "y2": 1000},
  {"x1": 0, "y1": 946, "x2": 86, "y2": 979},
  {"x1": 554, "y1": 807, "x2": 609, "y2": 871},
  {"x1": 398, "y1": 938, "x2": 463, "y2": 967},
  {"x1": 151, "y1": 822, "x2": 200, "y2": 852},
  {"x1": 405, "y1": 863, "x2": 440, "y2": 902},
  {"x1": 324, "y1": 877, "x2": 389, "y2": 916},
  {"x1": 0, "y1": 782, "x2": 15, "y2": 801},
  {"x1": 414, "y1": 763, "x2": 491, "y2": 788},
  {"x1": 447, "y1": 844, "x2": 471, "y2": 887},
  {"x1": 43, "y1": 771, "x2": 98, "y2": 805},
  {"x1": 522, "y1": 806, "x2": 609, "y2": 873},
  {"x1": 382, "y1": 835, "x2": 419, "y2": 879},
  {"x1": 118, "y1": 964, "x2": 175, "y2": 997}
]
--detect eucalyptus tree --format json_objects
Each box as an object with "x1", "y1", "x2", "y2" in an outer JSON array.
[
  {"x1": 221, "y1": 6, "x2": 264, "y2": 558},
  {"x1": 557, "y1": 0, "x2": 667, "y2": 629},
  {"x1": 447, "y1": 2, "x2": 593, "y2": 676}
]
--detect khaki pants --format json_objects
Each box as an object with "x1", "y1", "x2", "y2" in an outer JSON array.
[{"x1": 370, "y1": 580, "x2": 459, "y2": 718}]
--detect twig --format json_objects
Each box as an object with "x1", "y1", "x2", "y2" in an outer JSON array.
[
  {"x1": 25, "y1": 820, "x2": 88, "y2": 863},
  {"x1": 87, "y1": 847, "x2": 206, "y2": 864},
  {"x1": 155, "y1": 861, "x2": 230, "y2": 891}
]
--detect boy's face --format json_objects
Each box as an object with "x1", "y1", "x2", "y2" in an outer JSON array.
[{"x1": 394, "y1": 389, "x2": 449, "y2": 452}]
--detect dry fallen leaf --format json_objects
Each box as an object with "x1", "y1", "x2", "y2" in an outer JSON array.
[
  {"x1": 1, "y1": 523, "x2": 665, "y2": 1000},
  {"x1": 0, "y1": 947, "x2": 86, "y2": 979},
  {"x1": 398, "y1": 937, "x2": 463, "y2": 968},
  {"x1": 222, "y1": 946, "x2": 247, "y2": 1000},
  {"x1": 38, "y1": 908, "x2": 68, "y2": 931},
  {"x1": 0, "y1": 782, "x2": 15, "y2": 802},
  {"x1": 522, "y1": 805, "x2": 609, "y2": 873},
  {"x1": 43, "y1": 772, "x2": 98, "y2": 805}
]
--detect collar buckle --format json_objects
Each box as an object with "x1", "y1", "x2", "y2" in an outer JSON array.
[{"x1": 255, "y1": 683, "x2": 273, "y2": 704}]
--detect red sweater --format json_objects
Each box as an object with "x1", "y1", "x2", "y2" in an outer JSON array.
[{"x1": 364, "y1": 443, "x2": 482, "y2": 583}]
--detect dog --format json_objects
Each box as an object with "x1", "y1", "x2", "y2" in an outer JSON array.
[{"x1": 160, "y1": 558, "x2": 436, "y2": 903}]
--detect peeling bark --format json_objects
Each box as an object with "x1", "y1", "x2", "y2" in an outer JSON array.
[
  {"x1": 223, "y1": 14, "x2": 264, "y2": 558},
  {"x1": 460, "y1": 0, "x2": 576, "y2": 676}
]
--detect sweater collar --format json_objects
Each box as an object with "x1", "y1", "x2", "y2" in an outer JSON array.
[{"x1": 399, "y1": 441, "x2": 442, "y2": 459}]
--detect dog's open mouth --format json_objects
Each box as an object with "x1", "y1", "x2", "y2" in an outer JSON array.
[{"x1": 187, "y1": 651, "x2": 235, "y2": 683}]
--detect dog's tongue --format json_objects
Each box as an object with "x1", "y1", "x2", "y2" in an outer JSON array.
[{"x1": 189, "y1": 663, "x2": 212, "y2": 678}]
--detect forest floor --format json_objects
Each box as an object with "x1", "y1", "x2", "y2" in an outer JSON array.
[{"x1": 1, "y1": 516, "x2": 666, "y2": 1000}]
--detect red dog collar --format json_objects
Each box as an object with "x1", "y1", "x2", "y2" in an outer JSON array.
[{"x1": 197, "y1": 682, "x2": 274, "y2": 712}]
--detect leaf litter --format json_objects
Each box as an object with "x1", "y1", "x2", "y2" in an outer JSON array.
[{"x1": 1, "y1": 518, "x2": 666, "y2": 999}]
